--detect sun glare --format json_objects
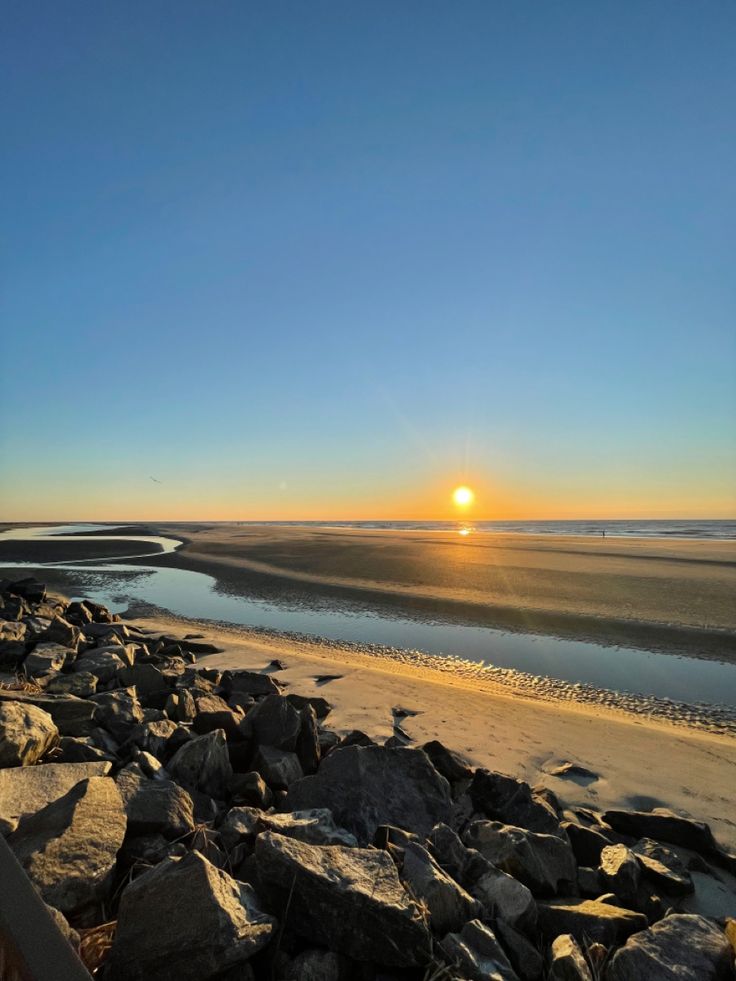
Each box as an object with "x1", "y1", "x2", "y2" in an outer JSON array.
[{"x1": 452, "y1": 485, "x2": 474, "y2": 507}]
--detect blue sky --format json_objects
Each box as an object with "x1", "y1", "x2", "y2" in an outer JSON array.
[{"x1": 1, "y1": 2, "x2": 734, "y2": 519}]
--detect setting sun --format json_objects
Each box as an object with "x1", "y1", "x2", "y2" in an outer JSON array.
[{"x1": 452, "y1": 485, "x2": 474, "y2": 507}]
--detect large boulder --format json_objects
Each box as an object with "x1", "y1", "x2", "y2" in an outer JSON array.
[
  {"x1": 400, "y1": 839, "x2": 481, "y2": 934},
  {"x1": 562, "y1": 820, "x2": 613, "y2": 866},
  {"x1": 39, "y1": 615, "x2": 81, "y2": 651},
  {"x1": 23, "y1": 643, "x2": 70, "y2": 680},
  {"x1": 287, "y1": 746, "x2": 452, "y2": 844},
  {"x1": 91, "y1": 688, "x2": 145, "y2": 742},
  {"x1": 252, "y1": 745, "x2": 303, "y2": 790},
  {"x1": 221, "y1": 669, "x2": 281, "y2": 697},
  {"x1": 167, "y1": 729, "x2": 233, "y2": 799},
  {"x1": 537, "y1": 898, "x2": 647, "y2": 947},
  {"x1": 254, "y1": 831, "x2": 431, "y2": 966},
  {"x1": 0, "y1": 760, "x2": 112, "y2": 835},
  {"x1": 439, "y1": 919, "x2": 519, "y2": 981},
  {"x1": 8, "y1": 776, "x2": 126, "y2": 916},
  {"x1": 421, "y1": 739, "x2": 474, "y2": 783},
  {"x1": 73, "y1": 649, "x2": 125, "y2": 683},
  {"x1": 631, "y1": 838, "x2": 694, "y2": 896},
  {"x1": 469, "y1": 770, "x2": 562, "y2": 836},
  {"x1": 116, "y1": 766, "x2": 196, "y2": 839},
  {"x1": 607, "y1": 913, "x2": 732, "y2": 981},
  {"x1": 105, "y1": 850, "x2": 276, "y2": 981},
  {"x1": 464, "y1": 821, "x2": 576, "y2": 896},
  {"x1": 602, "y1": 808, "x2": 720, "y2": 854},
  {"x1": 0, "y1": 691, "x2": 96, "y2": 737},
  {"x1": 242, "y1": 694, "x2": 301, "y2": 750},
  {"x1": 192, "y1": 693, "x2": 245, "y2": 740},
  {"x1": 0, "y1": 701, "x2": 58, "y2": 766}
]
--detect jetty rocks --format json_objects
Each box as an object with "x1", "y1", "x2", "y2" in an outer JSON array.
[{"x1": 0, "y1": 576, "x2": 734, "y2": 981}]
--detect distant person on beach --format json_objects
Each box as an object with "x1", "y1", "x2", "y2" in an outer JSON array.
[{"x1": 602, "y1": 529, "x2": 606, "y2": 538}]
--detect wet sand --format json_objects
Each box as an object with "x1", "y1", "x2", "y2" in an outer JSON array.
[{"x1": 147, "y1": 523, "x2": 736, "y2": 660}]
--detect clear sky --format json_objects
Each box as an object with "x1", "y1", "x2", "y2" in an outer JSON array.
[{"x1": 1, "y1": 2, "x2": 734, "y2": 521}]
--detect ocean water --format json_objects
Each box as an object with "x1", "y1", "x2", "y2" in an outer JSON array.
[{"x1": 230, "y1": 519, "x2": 736, "y2": 540}]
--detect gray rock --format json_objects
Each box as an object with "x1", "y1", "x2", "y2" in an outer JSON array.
[
  {"x1": 537, "y1": 898, "x2": 647, "y2": 947},
  {"x1": 105, "y1": 850, "x2": 276, "y2": 981},
  {"x1": 116, "y1": 765, "x2": 195, "y2": 839},
  {"x1": 421, "y1": 739, "x2": 474, "y2": 783},
  {"x1": 118, "y1": 662, "x2": 167, "y2": 696},
  {"x1": 55, "y1": 736, "x2": 115, "y2": 765},
  {"x1": 400, "y1": 839, "x2": 481, "y2": 934},
  {"x1": 39, "y1": 616, "x2": 81, "y2": 651},
  {"x1": 255, "y1": 808, "x2": 358, "y2": 847},
  {"x1": 122, "y1": 719, "x2": 179, "y2": 760},
  {"x1": 562, "y1": 820, "x2": 612, "y2": 866},
  {"x1": 46, "y1": 903, "x2": 81, "y2": 951},
  {"x1": 631, "y1": 838, "x2": 694, "y2": 896},
  {"x1": 90, "y1": 688, "x2": 144, "y2": 742},
  {"x1": 295, "y1": 704, "x2": 320, "y2": 774},
  {"x1": 549, "y1": 934, "x2": 592, "y2": 981},
  {"x1": 576, "y1": 866, "x2": 603, "y2": 897},
  {"x1": 218, "y1": 806, "x2": 263, "y2": 851},
  {"x1": 285, "y1": 693, "x2": 331, "y2": 719},
  {"x1": 440, "y1": 919, "x2": 519, "y2": 981},
  {"x1": 23, "y1": 643, "x2": 70, "y2": 679},
  {"x1": 607, "y1": 913, "x2": 732, "y2": 981},
  {"x1": 74, "y1": 649, "x2": 125, "y2": 682},
  {"x1": 599, "y1": 844, "x2": 641, "y2": 907},
  {"x1": 168, "y1": 729, "x2": 233, "y2": 799},
  {"x1": 8, "y1": 776, "x2": 126, "y2": 916},
  {"x1": 464, "y1": 821, "x2": 577, "y2": 896},
  {"x1": 288, "y1": 948, "x2": 349, "y2": 981},
  {"x1": 288, "y1": 746, "x2": 452, "y2": 844},
  {"x1": 174, "y1": 687, "x2": 197, "y2": 723},
  {"x1": 0, "y1": 690, "x2": 97, "y2": 737},
  {"x1": 0, "y1": 701, "x2": 59, "y2": 766},
  {"x1": 494, "y1": 920, "x2": 543, "y2": 981},
  {"x1": 427, "y1": 823, "x2": 536, "y2": 933},
  {"x1": 243, "y1": 694, "x2": 301, "y2": 750},
  {"x1": 46, "y1": 672, "x2": 98, "y2": 698},
  {"x1": 602, "y1": 808, "x2": 720, "y2": 855},
  {"x1": 0, "y1": 760, "x2": 112, "y2": 834},
  {"x1": 254, "y1": 831, "x2": 431, "y2": 966},
  {"x1": 193, "y1": 693, "x2": 245, "y2": 739},
  {"x1": 253, "y1": 745, "x2": 303, "y2": 790},
  {"x1": 228, "y1": 771, "x2": 273, "y2": 809},
  {"x1": 222, "y1": 669, "x2": 281, "y2": 697},
  {"x1": 469, "y1": 770, "x2": 562, "y2": 836}
]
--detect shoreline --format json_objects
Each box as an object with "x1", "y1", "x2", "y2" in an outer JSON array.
[{"x1": 128, "y1": 604, "x2": 736, "y2": 858}]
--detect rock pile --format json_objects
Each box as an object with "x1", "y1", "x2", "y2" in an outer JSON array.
[{"x1": 0, "y1": 576, "x2": 734, "y2": 980}]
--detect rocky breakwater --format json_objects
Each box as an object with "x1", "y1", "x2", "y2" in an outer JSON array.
[{"x1": 0, "y1": 574, "x2": 735, "y2": 981}]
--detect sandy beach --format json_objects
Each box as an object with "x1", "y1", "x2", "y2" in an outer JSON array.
[{"x1": 144, "y1": 524, "x2": 736, "y2": 659}]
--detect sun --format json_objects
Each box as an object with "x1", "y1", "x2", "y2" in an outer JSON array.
[{"x1": 452, "y1": 485, "x2": 474, "y2": 508}]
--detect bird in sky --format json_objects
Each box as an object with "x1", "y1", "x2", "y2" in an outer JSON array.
[{"x1": 149, "y1": 476, "x2": 163, "y2": 484}]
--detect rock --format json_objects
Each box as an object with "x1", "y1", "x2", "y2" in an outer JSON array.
[
  {"x1": 464, "y1": 821, "x2": 576, "y2": 896},
  {"x1": 495, "y1": 920, "x2": 543, "y2": 981},
  {"x1": 537, "y1": 898, "x2": 647, "y2": 947},
  {"x1": 0, "y1": 620, "x2": 27, "y2": 664},
  {"x1": 46, "y1": 903, "x2": 81, "y2": 951},
  {"x1": 295, "y1": 704, "x2": 320, "y2": 774},
  {"x1": 74, "y1": 649, "x2": 125, "y2": 682},
  {"x1": 469, "y1": 770, "x2": 562, "y2": 836},
  {"x1": 217, "y1": 806, "x2": 262, "y2": 850},
  {"x1": 105, "y1": 850, "x2": 276, "y2": 981},
  {"x1": 285, "y1": 693, "x2": 331, "y2": 719},
  {"x1": 192, "y1": 693, "x2": 245, "y2": 739},
  {"x1": 631, "y1": 838, "x2": 694, "y2": 896},
  {"x1": 427, "y1": 823, "x2": 536, "y2": 933},
  {"x1": 123, "y1": 718, "x2": 180, "y2": 760},
  {"x1": 229, "y1": 771, "x2": 273, "y2": 809},
  {"x1": 242, "y1": 694, "x2": 302, "y2": 751},
  {"x1": 288, "y1": 746, "x2": 452, "y2": 844},
  {"x1": 7, "y1": 576, "x2": 46, "y2": 603},
  {"x1": 562, "y1": 820, "x2": 613, "y2": 866},
  {"x1": 607, "y1": 913, "x2": 732, "y2": 981},
  {"x1": 549, "y1": 934, "x2": 592, "y2": 981},
  {"x1": 254, "y1": 831, "x2": 430, "y2": 966},
  {"x1": 400, "y1": 839, "x2": 480, "y2": 934},
  {"x1": 64, "y1": 600, "x2": 93, "y2": 625},
  {"x1": 221, "y1": 669, "x2": 281, "y2": 697},
  {"x1": 288, "y1": 949, "x2": 349, "y2": 981},
  {"x1": 252, "y1": 745, "x2": 303, "y2": 790},
  {"x1": 258, "y1": 808, "x2": 358, "y2": 847},
  {"x1": 90, "y1": 688, "x2": 145, "y2": 742},
  {"x1": 55, "y1": 736, "x2": 115, "y2": 764},
  {"x1": 576, "y1": 866, "x2": 603, "y2": 897},
  {"x1": 168, "y1": 729, "x2": 233, "y2": 799},
  {"x1": 8, "y1": 776, "x2": 126, "y2": 916},
  {"x1": 337, "y1": 729, "x2": 375, "y2": 749},
  {"x1": 174, "y1": 687, "x2": 197, "y2": 723},
  {"x1": 439, "y1": 919, "x2": 519, "y2": 981},
  {"x1": 23, "y1": 643, "x2": 70, "y2": 679},
  {"x1": 46, "y1": 672, "x2": 98, "y2": 697},
  {"x1": 599, "y1": 844, "x2": 641, "y2": 907},
  {"x1": 422, "y1": 739, "x2": 474, "y2": 783},
  {"x1": 118, "y1": 662, "x2": 167, "y2": 696},
  {"x1": 0, "y1": 701, "x2": 59, "y2": 766},
  {"x1": 602, "y1": 808, "x2": 720, "y2": 854},
  {"x1": 116, "y1": 765, "x2": 195, "y2": 839},
  {"x1": 0, "y1": 760, "x2": 112, "y2": 834},
  {"x1": 0, "y1": 690, "x2": 96, "y2": 737},
  {"x1": 39, "y1": 616, "x2": 81, "y2": 651}
]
